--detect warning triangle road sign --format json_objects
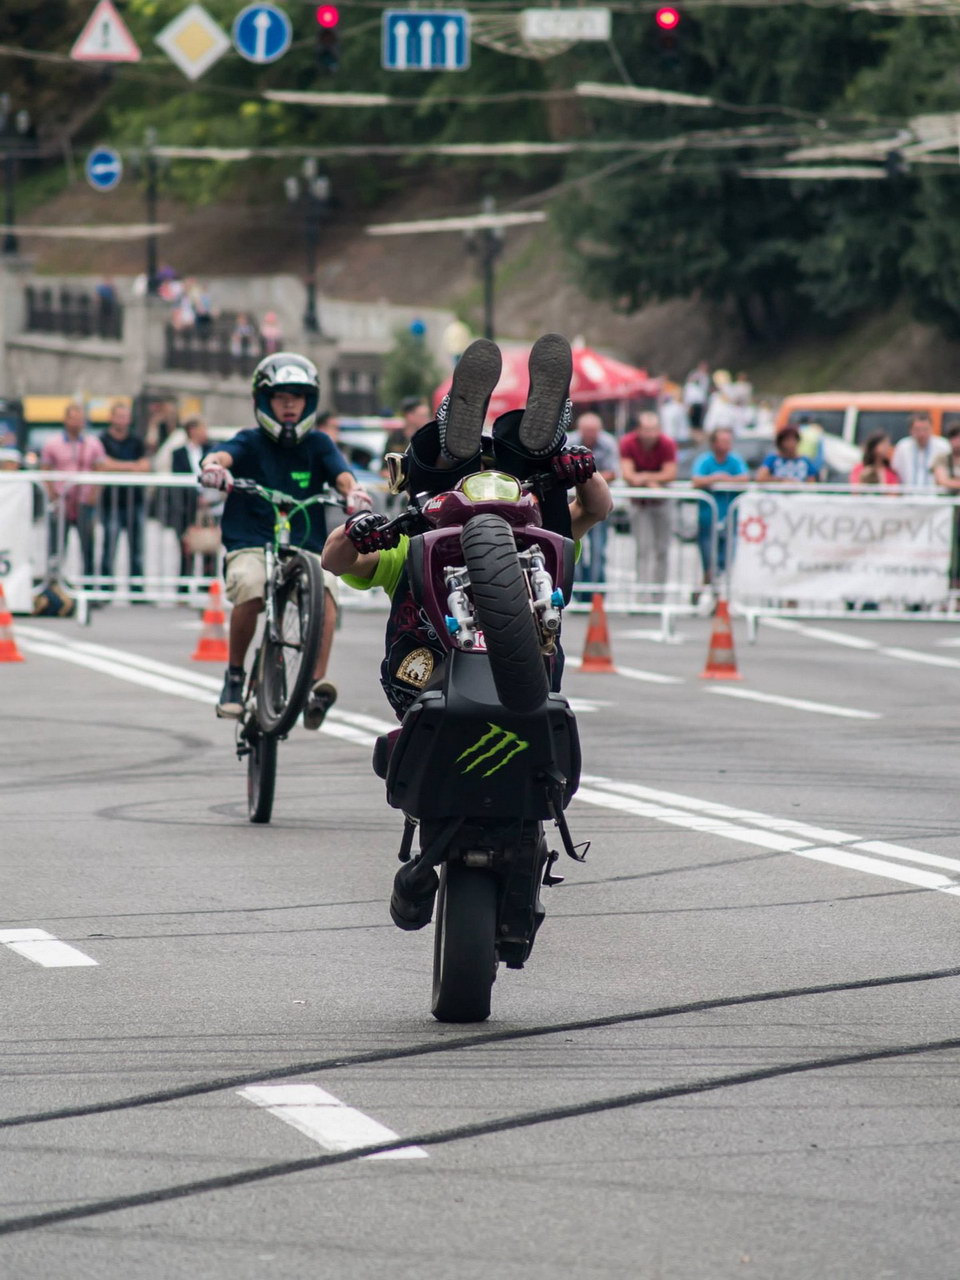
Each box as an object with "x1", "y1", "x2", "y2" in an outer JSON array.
[{"x1": 71, "y1": 0, "x2": 142, "y2": 63}]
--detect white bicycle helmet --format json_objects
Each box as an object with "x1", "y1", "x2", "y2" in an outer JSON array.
[{"x1": 252, "y1": 351, "x2": 320, "y2": 447}]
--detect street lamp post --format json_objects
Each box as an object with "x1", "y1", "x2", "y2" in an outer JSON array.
[
  {"x1": 465, "y1": 196, "x2": 504, "y2": 342},
  {"x1": 144, "y1": 128, "x2": 159, "y2": 296},
  {"x1": 0, "y1": 95, "x2": 31, "y2": 257},
  {"x1": 285, "y1": 159, "x2": 331, "y2": 335}
]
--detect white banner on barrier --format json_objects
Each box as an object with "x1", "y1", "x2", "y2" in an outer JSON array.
[
  {"x1": 0, "y1": 481, "x2": 34, "y2": 613},
  {"x1": 731, "y1": 493, "x2": 953, "y2": 604}
]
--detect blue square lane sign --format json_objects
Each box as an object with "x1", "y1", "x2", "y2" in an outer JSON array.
[{"x1": 382, "y1": 11, "x2": 470, "y2": 71}]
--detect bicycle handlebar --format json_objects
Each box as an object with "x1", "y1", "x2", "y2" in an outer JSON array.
[{"x1": 229, "y1": 477, "x2": 346, "y2": 511}]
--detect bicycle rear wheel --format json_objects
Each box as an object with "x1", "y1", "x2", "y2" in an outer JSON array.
[{"x1": 257, "y1": 552, "x2": 325, "y2": 737}]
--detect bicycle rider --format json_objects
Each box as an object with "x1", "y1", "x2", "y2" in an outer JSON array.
[
  {"x1": 322, "y1": 334, "x2": 613, "y2": 719},
  {"x1": 200, "y1": 352, "x2": 370, "y2": 727}
]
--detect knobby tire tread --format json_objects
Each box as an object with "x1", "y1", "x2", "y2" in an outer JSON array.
[{"x1": 460, "y1": 513, "x2": 548, "y2": 714}]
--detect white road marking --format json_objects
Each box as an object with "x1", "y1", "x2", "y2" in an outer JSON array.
[
  {"x1": 566, "y1": 698, "x2": 611, "y2": 714},
  {"x1": 0, "y1": 929, "x2": 98, "y2": 967},
  {"x1": 705, "y1": 686, "x2": 880, "y2": 720},
  {"x1": 16, "y1": 628, "x2": 387, "y2": 745},
  {"x1": 565, "y1": 655, "x2": 684, "y2": 685},
  {"x1": 21, "y1": 628, "x2": 960, "y2": 905},
  {"x1": 763, "y1": 617, "x2": 960, "y2": 669},
  {"x1": 238, "y1": 1084, "x2": 427, "y2": 1159},
  {"x1": 576, "y1": 776, "x2": 960, "y2": 900}
]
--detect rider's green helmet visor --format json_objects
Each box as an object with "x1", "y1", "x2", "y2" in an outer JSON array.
[{"x1": 458, "y1": 471, "x2": 523, "y2": 503}]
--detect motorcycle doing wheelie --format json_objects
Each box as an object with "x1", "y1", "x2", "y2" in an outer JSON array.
[{"x1": 370, "y1": 468, "x2": 589, "y2": 1023}]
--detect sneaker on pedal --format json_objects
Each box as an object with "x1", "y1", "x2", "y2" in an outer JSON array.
[
  {"x1": 303, "y1": 680, "x2": 337, "y2": 730},
  {"x1": 437, "y1": 338, "x2": 502, "y2": 463},
  {"x1": 216, "y1": 667, "x2": 245, "y2": 719},
  {"x1": 519, "y1": 332, "x2": 573, "y2": 458}
]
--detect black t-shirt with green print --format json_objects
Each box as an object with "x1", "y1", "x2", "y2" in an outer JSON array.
[{"x1": 219, "y1": 428, "x2": 350, "y2": 553}]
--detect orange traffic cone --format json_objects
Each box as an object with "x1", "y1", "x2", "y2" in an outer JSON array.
[
  {"x1": 0, "y1": 582, "x2": 24, "y2": 663},
  {"x1": 191, "y1": 580, "x2": 229, "y2": 663},
  {"x1": 580, "y1": 593, "x2": 615, "y2": 674},
  {"x1": 700, "y1": 598, "x2": 741, "y2": 680}
]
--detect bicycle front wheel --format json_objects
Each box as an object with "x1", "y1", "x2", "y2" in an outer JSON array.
[{"x1": 257, "y1": 553, "x2": 325, "y2": 736}]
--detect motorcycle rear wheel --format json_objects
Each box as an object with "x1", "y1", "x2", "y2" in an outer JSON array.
[
  {"x1": 460, "y1": 512, "x2": 549, "y2": 714},
  {"x1": 431, "y1": 861, "x2": 498, "y2": 1023}
]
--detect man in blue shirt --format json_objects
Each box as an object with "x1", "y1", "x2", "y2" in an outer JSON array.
[
  {"x1": 691, "y1": 427, "x2": 749, "y2": 583},
  {"x1": 200, "y1": 353, "x2": 369, "y2": 726},
  {"x1": 756, "y1": 426, "x2": 819, "y2": 484}
]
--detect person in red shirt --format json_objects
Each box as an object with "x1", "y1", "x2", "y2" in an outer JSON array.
[
  {"x1": 40, "y1": 402, "x2": 106, "y2": 580},
  {"x1": 619, "y1": 410, "x2": 678, "y2": 597}
]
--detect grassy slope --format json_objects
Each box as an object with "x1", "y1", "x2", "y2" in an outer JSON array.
[{"x1": 17, "y1": 167, "x2": 960, "y2": 392}]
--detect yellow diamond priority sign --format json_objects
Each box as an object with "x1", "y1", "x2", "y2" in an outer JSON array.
[{"x1": 155, "y1": 3, "x2": 231, "y2": 81}]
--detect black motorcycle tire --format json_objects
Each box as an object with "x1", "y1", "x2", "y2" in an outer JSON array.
[
  {"x1": 247, "y1": 728, "x2": 278, "y2": 825},
  {"x1": 460, "y1": 513, "x2": 549, "y2": 714},
  {"x1": 258, "y1": 552, "x2": 325, "y2": 737},
  {"x1": 431, "y1": 861, "x2": 498, "y2": 1023}
]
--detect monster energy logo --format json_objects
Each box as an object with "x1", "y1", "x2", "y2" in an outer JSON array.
[
  {"x1": 290, "y1": 471, "x2": 311, "y2": 489},
  {"x1": 457, "y1": 723, "x2": 529, "y2": 778}
]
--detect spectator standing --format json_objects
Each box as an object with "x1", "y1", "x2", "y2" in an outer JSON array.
[
  {"x1": 851, "y1": 432, "x2": 899, "y2": 488},
  {"x1": 385, "y1": 396, "x2": 431, "y2": 458},
  {"x1": 933, "y1": 424, "x2": 960, "y2": 589},
  {"x1": 755, "y1": 426, "x2": 818, "y2": 483},
  {"x1": 619, "y1": 410, "x2": 677, "y2": 597},
  {"x1": 892, "y1": 414, "x2": 949, "y2": 488},
  {"x1": 40, "y1": 403, "x2": 106, "y2": 580},
  {"x1": 230, "y1": 312, "x2": 257, "y2": 359},
  {"x1": 659, "y1": 389, "x2": 690, "y2": 444},
  {"x1": 260, "y1": 311, "x2": 283, "y2": 354},
  {"x1": 567, "y1": 411, "x2": 619, "y2": 592},
  {"x1": 170, "y1": 417, "x2": 218, "y2": 590},
  {"x1": 316, "y1": 410, "x2": 340, "y2": 443},
  {"x1": 691, "y1": 427, "x2": 749, "y2": 583},
  {"x1": 100, "y1": 401, "x2": 150, "y2": 597},
  {"x1": 682, "y1": 361, "x2": 711, "y2": 434}
]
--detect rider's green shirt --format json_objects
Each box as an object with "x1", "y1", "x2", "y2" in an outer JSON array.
[{"x1": 341, "y1": 536, "x2": 410, "y2": 598}]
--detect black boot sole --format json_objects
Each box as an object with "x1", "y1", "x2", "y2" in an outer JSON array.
[
  {"x1": 520, "y1": 333, "x2": 572, "y2": 455},
  {"x1": 441, "y1": 338, "x2": 502, "y2": 462}
]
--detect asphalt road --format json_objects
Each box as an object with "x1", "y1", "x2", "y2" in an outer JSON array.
[{"x1": 3, "y1": 601, "x2": 960, "y2": 1278}]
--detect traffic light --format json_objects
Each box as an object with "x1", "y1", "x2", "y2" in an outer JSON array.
[
  {"x1": 316, "y1": 4, "x2": 340, "y2": 73},
  {"x1": 654, "y1": 7, "x2": 681, "y2": 63}
]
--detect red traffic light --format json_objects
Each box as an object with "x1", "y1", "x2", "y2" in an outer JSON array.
[
  {"x1": 316, "y1": 4, "x2": 339, "y2": 27},
  {"x1": 654, "y1": 7, "x2": 680, "y2": 29}
]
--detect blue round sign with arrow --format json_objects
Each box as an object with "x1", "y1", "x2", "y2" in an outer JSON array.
[
  {"x1": 85, "y1": 145, "x2": 123, "y2": 192},
  {"x1": 233, "y1": 3, "x2": 292, "y2": 64}
]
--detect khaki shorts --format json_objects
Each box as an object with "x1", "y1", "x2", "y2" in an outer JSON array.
[{"x1": 224, "y1": 548, "x2": 340, "y2": 608}]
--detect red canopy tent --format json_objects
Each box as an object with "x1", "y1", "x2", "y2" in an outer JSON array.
[{"x1": 432, "y1": 342, "x2": 659, "y2": 422}]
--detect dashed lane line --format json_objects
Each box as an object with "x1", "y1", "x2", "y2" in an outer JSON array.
[
  {"x1": 565, "y1": 655, "x2": 684, "y2": 684},
  {"x1": 763, "y1": 617, "x2": 960, "y2": 669},
  {"x1": 17, "y1": 629, "x2": 960, "y2": 904},
  {"x1": 0, "y1": 929, "x2": 98, "y2": 968},
  {"x1": 238, "y1": 1084, "x2": 427, "y2": 1160},
  {"x1": 705, "y1": 686, "x2": 880, "y2": 720}
]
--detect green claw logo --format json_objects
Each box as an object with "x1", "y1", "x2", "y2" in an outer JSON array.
[{"x1": 457, "y1": 723, "x2": 529, "y2": 778}]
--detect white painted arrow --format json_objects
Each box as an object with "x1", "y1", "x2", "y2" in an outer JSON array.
[
  {"x1": 253, "y1": 10, "x2": 271, "y2": 62},
  {"x1": 393, "y1": 19, "x2": 409, "y2": 69},
  {"x1": 418, "y1": 20, "x2": 435, "y2": 68},
  {"x1": 442, "y1": 19, "x2": 459, "y2": 69}
]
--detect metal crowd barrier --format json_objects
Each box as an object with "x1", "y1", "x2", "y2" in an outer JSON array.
[
  {"x1": 720, "y1": 484, "x2": 960, "y2": 640},
  {"x1": 570, "y1": 485, "x2": 721, "y2": 641}
]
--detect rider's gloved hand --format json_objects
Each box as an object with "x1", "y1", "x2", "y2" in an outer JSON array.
[
  {"x1": 200, "y1": 463, "x2": 232, "y2": 493},
  {"x1": 344, "y1": 511, "x2": 400, "y2": 554},
  {"x1": 344, "y1": 487, "x2": 373, "y2": 516},
  {"x1": 551, "y1": 445, "x2": 596, "y2": 486}
]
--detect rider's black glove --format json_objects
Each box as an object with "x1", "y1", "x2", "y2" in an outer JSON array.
[
  {"x1": 551, "y1": 445, "x2": 596, "y2": 486},
  {"x1": 344, "y1": 511, "x2": 400, "y2": 554}
]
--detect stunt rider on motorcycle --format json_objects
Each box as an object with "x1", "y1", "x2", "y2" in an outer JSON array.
[
  {"x1": 322, "y1": 334, "x2": 613, "y2": 717},
  {"x1": 201, "y1": 352, "x2": 370, "y2": 727}
]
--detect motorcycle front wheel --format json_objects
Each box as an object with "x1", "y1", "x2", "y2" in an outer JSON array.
[
  {"x1": 431, "y1": 861, "x2": 498, "y2": 1023},
  {"x1": 460, "y1": 512, "x2": 549, "y2": 714}
]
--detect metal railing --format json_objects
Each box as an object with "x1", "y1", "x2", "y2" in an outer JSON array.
[
  {"x1": 164, "y1": 324, "x2": 266, "y2": 377},
  {"x1": 24, "y1": 285, "x2": 123, "y2": 341}
]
